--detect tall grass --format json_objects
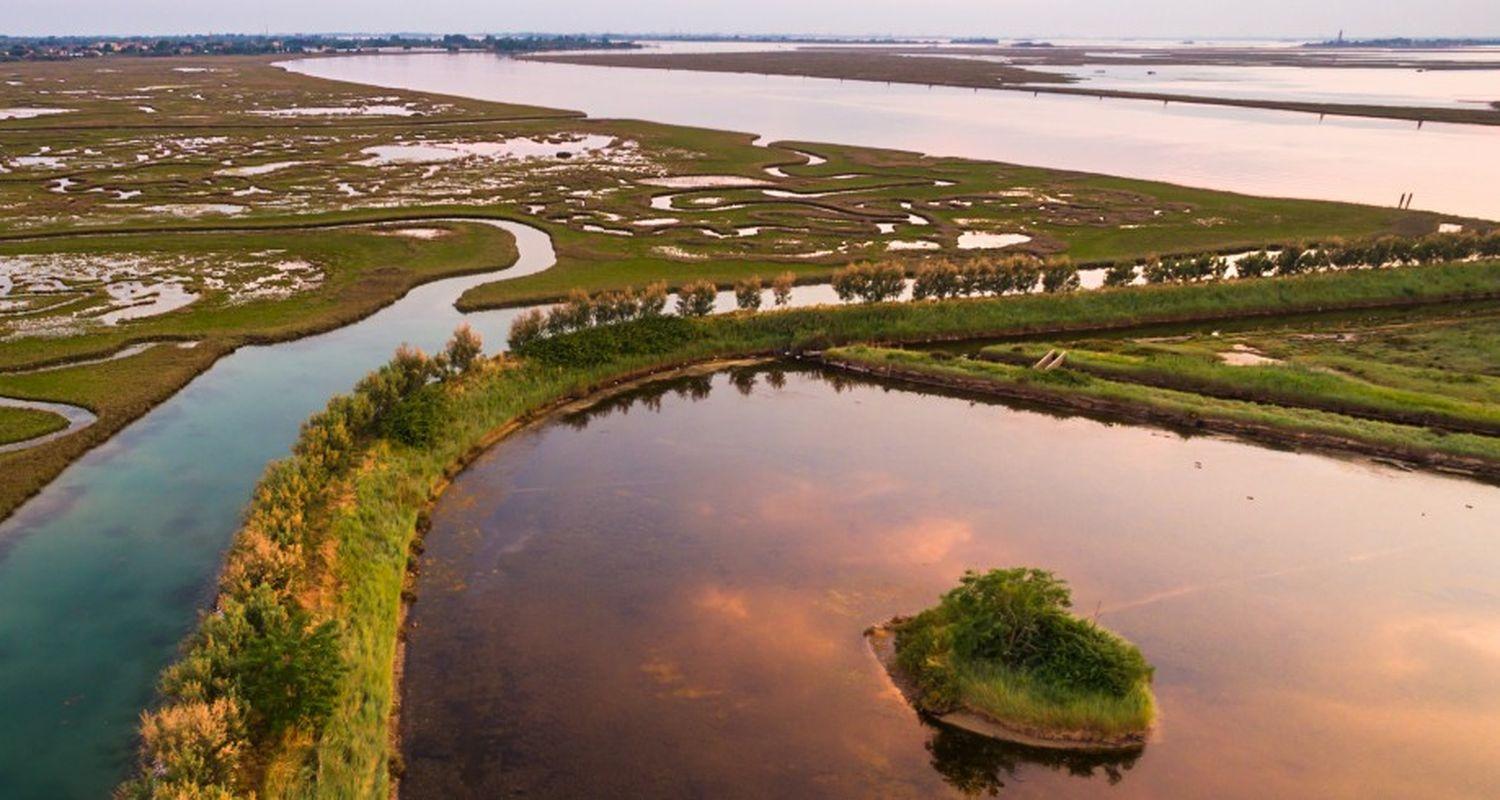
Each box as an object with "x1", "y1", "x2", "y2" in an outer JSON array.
[
  {"x1": 957, "y1": 663, "x2": 1157, "y2": 739},
  {"x1": 980, "y1": 343, "x2": 1500, "y2": 435},
  {"x1": 827, "y1": 346, "x2": 1500, "y2": 467}
]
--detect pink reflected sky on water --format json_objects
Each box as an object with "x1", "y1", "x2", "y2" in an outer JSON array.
[
  {"x1": 404, "y1": 369, "x2": 1500, "y2": 799},
  {"x1": 289, "y1": 52, "x2": 1500, "y2": 220}
]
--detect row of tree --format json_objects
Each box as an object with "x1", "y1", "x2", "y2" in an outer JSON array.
[
  {"x1": 507, "y1": 230, "x2": 1500, "y2": 349},
  {"x1": 508, "y1": 273, "x2": 799, "y2": 349},
  {"x1": 1118, "y1": 231, "x2": 1500, "y2": 287},
  {"x1": 831, "y1": 257, "x2": 1081, "y2": 303},
  {"x1": 121, "y1": 327, "x2": 485, "y2": 798}
]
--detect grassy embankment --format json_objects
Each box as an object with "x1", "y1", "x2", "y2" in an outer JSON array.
[
  {"x1": 884, "y1": 568, "x2": 1156, "y2": 744},
  {"x1": 122, "y1": 258, "x2": 1500, "y2": 798},
  {"x1": 975, "y1": 320, "x2": 1500, "y2": 435},
  {"x1": 825, "y1": 345, "x2": 1500, "y2": 472},
  {"x1": 0, "y1": 406, "x2": 67, "y2": 445},
  {"x1": 0, "y1": 222, "x2": 517, "y2": 520}
]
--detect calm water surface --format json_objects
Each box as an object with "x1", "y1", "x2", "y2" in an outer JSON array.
[
  {"x1": 287, "y1": 53, "x2": 1500, "y2": 220},
  {"x1": 406, "y1": 366, "x2": 1499, "y2": 799},
  {"x1": 1027, "y1": 62, "x2": 1500, "y2": 109},
  {"x1": 0, "y1": 221, "x2": 903, "y2": 798},
  {"x1": 0, "y1": 221, "x2": 556, "y2": 798}
]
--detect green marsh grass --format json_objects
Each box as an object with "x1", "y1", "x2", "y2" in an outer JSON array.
[{"x1": 0, "y1": 406, "x2": 68, "y2": 445}]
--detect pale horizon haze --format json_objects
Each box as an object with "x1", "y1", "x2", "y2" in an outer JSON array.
[{"x1": 3, "y1": 0, "x2": 1498, "y2": 40}]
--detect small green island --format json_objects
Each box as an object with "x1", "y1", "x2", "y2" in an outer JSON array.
[{"x1": 870, "y1": 568, "x2": 1156, "y2": 749}]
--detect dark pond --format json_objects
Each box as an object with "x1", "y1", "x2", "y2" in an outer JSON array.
[{"x1": 404, "y1": 365, "x2": 1498, "y2": 799}]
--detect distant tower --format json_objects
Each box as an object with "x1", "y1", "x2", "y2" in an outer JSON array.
[{"x1": 1337, "y1": 29, "x2": 1344, "y2": 43}]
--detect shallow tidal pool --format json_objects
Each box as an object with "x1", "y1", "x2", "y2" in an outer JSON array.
[{"x1": 404, "y1": 365, "x2": 1499, "y2": 799}]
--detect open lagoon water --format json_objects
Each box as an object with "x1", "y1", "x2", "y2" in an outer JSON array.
[
  {"x1": 405, "y1": 366, "x2": 1499, "y2": 798},
  {"x1": 290, "y1": 51, "x2": 1500, "y2": 220}
]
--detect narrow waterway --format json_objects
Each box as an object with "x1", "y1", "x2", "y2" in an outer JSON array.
[
  {"x1": 405, "y1": 365, "x2": 1499, "y2": 799},
  {"x1": 0, "y1": 396, "x2": 96, "y2": 454},
  {"x1": 0, "y1": 216, "x2": 917, "y2": 797},
  {"x1": 287, "y1": 52, "x2": 1500, "y2": 220},
  {"x1": 0, "y1": 220, "x2": 556, "y2": 798}
]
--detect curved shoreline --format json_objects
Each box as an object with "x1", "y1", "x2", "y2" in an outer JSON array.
[
  {"x1": 0, "y1": 395, "x2": 96, "y2": 454},
  {"x1": 0, "y1": 216, "x2": 544, "y2": 516},
  {"x1": 386, "y1": 356, "x2": 771, "y2": 796},
  {"x1": 820, "y1": 351, "x2": 1500, "y2": 483}
]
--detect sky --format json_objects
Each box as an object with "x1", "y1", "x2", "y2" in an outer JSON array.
[{"x1": 4, "y1": 0, "x2": 1497, "y2": 39}]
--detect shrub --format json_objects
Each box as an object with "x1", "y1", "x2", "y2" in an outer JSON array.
[
  {"x1": 1277, "y1": 245, "x2": 1307, "y2": 275},
  {"x1": 863, "y1": 262, "x2": 907, "y2": 302},
  {"x1": 1236, "y1": 250, "x2": 1274, "y2": 279},
  {"x1": 912, "y1": 261, "x2": 962, "y2": 300},
  {"x1": 676, "y1": 279, "x2": 718, "y2": 317},
  {"x1": 898, "y1": 568, "x2": 1153, "y2": 700},
  {"x1": 1004, "y1": 257, "x2": 1042, "y2": 294},
  {"x1": 1102, "y1": 261, "x2": 1136, "y2": 288},
  {"x1": 560, "y1": 288, "x2": 596, "y2": 330},
  {"x1": 830, "y1": 263, "x2": 865, "y2": 302},
  {"x1": 121, "y1": 698, "x2": 247, "y2": 799},
  {"x1": 639, "y1": 281, "x2": 669, "y2": 316},
  {"x1": 734, "y1": 275, "x2": 763, "y2": 311},
  {"x1": 1297, "y1": 248, "x2": 1330, "y2": 273},
  {"x1": 443, "y1": 324, "x2": 483, "y2": 375},
  {"x1": 1040, "y1": 259, "x2": 1080, "y2": 293},
  {"x1": 1141, "y1": 256, "x2": 1172, "y2": 284},
  {"x1": 958, "y1": 258, "x2": 1000, "y2": 296},
  {"x1": 507, "y1": 308, "x2": 546, "y2": 351},
  {"x1": 234, "y1": 601, "x2": 345, "y2": 736},
  {"x1": 381, "y1": 384, "x2": 446, "y2": 447},
  {"x1": 591, "y1": 288, "x2": 638, "y2": 324},
  {"x1": 772, "y1": 272, "x2": 795, "y2": 306},
  {"x1": 832, "y1": 261, "x2": 907, "y2": 303},
  {"x1": 516, "y1": 315, "x2": 695, "y2": 367}
]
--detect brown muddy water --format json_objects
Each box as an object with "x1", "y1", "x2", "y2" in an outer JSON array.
[{"x1": 403, "y1": 365, "x2": 1499, "y2": 799}]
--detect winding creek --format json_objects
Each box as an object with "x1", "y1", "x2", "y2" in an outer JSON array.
[
  {"x1": 0, "y1": 396, "x2": 96, "y2": 455},
  {"x1": 1, "y1": 52, "x2": 1498, "y2": 797},
  {"x1": 0, "y1": 219, "x2": 555, "y2": 797}
]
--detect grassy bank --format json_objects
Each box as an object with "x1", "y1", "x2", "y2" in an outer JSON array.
[
  {"x1": 123, "y1": 260, "x2": 1500, "y2": 797},
  {"x1": 0, "y1": 221, "x2": 517, "y2": 521},
  {"x1": 977, "y1": 325, "x2": 1500, "y2": 435},
  {"x1": 823, "y1": 346, "x2": 1500, "y2": 476}
]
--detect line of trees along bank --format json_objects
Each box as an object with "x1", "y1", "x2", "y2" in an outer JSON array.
[
  {"x1": 119, "y1": 326, "x2": 483, "y2": 799},
  {"x1": 509, "y1": 229, "x2": 1500, "y2": 352}
]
